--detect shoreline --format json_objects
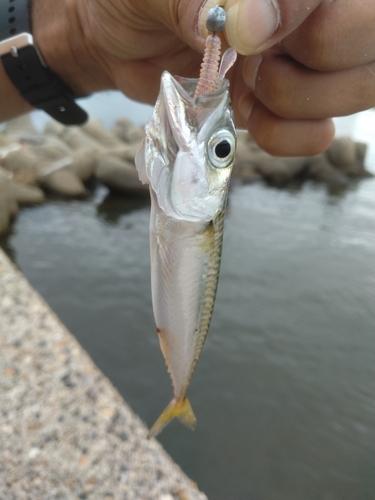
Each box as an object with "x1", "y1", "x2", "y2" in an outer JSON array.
[
  {"x1": 0, "y1": 248, "x2": 207, "y2": 500},
  {"x1": 1, "y1": 114, "x2": 372, "y2": 236}
]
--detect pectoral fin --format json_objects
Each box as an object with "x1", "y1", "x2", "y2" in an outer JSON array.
[{"x1": 148, "y1": 397, "x2": 197, "y2": 439}]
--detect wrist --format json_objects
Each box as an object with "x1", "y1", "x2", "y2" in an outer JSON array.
[{"x1": 31, "y1": 0, "x2": 113, "y2": 96}]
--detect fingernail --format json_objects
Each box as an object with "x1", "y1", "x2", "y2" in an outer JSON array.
[
  {"x1": 239, "y1": 93, "x2": 255, "y2": 123},
  {"x1": 226, "y1": 0, "x2": 279, "y2": 54},
  {"x1": 243, "y1": 54, "x2": 262, "y2": 90}
]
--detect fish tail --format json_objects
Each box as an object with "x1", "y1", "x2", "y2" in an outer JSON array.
[{"x1": 148, "y1": 398, "x2": 197, "y2": 439}]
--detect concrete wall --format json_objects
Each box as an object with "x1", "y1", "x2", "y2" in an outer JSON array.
[{"x1": 0, "y1": 249, "x2": 207, "y2": 500}]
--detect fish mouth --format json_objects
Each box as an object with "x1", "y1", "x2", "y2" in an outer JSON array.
[{"x1": 162, "y1": 71, "x2": 229, "y2": 105}]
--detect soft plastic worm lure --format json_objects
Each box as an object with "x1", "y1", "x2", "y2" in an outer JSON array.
[{"x1": 194, "y1": 5, "x2": 237, "y2": 97}]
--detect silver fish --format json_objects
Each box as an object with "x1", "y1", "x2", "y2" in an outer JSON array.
[{"x1": 135, "y1": 8, "x2": 237, "y2": 438}]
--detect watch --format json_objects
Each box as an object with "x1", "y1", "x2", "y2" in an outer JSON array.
[{"x1": 0, "y1": 0, "x2": 88, "y2": 125}]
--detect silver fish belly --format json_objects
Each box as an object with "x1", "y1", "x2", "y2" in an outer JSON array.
[{"x1": 135, "y1": 61, "x2": 236, "y2": 438}]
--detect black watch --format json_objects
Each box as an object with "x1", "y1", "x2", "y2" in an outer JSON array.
[{"x1": 0, "y1": 0, "x2": 88, "y2": 125}]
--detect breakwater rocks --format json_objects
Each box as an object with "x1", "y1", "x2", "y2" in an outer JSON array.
[{"x1": 0, "y1": 114, "x2": 372, "y2": 234}]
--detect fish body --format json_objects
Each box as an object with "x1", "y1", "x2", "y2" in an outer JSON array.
[{"x1": 135, "y1": 71, "x2": 236, "y2": 437}]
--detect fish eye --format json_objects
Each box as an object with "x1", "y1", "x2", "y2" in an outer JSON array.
[{"x1": 208, "y1": 129, "x2": 236, "y2": 168}]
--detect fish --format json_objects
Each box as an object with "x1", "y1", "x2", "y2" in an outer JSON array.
[{"x1": 135, "y1": 6, "x2": 237, "y2": 438}]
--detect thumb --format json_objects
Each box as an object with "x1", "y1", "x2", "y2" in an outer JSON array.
[{"x1": 199, "y1": 0, "x2": 324, "y2": 55}]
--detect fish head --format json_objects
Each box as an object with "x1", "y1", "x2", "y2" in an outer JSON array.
[{"x1": 135, "y1": 71, "x2": 236, "y2": 222}]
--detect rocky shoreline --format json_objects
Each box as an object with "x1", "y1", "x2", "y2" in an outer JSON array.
[{"x1": 0, "y1": 114, "x2": 372, "y2": 234}]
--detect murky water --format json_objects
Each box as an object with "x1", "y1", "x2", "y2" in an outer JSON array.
[{"x1": 1, "y1": 104, "x2": 374, "y2": 499}]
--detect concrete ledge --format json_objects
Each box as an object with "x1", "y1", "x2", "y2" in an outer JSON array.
[{"x1": 0, "y1": 249, "x2": 207, "y2": 500}]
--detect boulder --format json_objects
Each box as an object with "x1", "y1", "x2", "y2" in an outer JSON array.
[
  {"x1": 253, "y1": 155, "x2": 306, "y2": 184},
  {"x1": 10, "y1": 182, "x2": 45, "y2": 205},
  {"x1": 306, "y1": 154, "x2": 349, "y2": 186},
  {"x1": 326, "y1": 136, "x2": 357, "y2": 166},
  {"x1": 232, "y1": 132, "x2": 307, "y2": 184},
  {"x1": 28, "y1": 135, "x2": 71, "y2": 160},
  {"x1": 127, "y1": 126, "x2": 144, "y2": 144},
  {"x1": 40, "y1": 169, "x2": 86, "y2": 197},
  {"x1": 108, "y1": 142, "x2": 142, "y2": 164},
  {"x1": 355, "y1": 141, "x2": 367, "y2": 164},
  {"x1": 68, "y1": 148, "x2": 100, "y2": 182},
  {"x1": 325, "y1": 137, "x2": 372, "y2": 177},
  {"x1": 44, "y1": 120, "x2": 66, "y2": 137},
  {"x1": 45, "y1": 122, "x2": 105, "y2": 152},
  {"x1": 96, "y1": 155, "x2": 149, "y2": 195},
  {"x1": 81, "y1": 119, "x2": 121, "y2": 148},
  {"x1": 4, "y1": 114, "x2": 37, "y2": 135},
  {"x1": 111, "y1": 118, "x2": 144, "y2": 144},
  {"x1": 0, "y1": 168, "x2": 19, "y2": 234},
  {"x1": 0, "y1": 133, "x2": 19, "y2": 147},
  {"x1": 111, "y1": 117, "x2": 133, "y2": 142},
  {"x1": 0, "y1": 147, "x2": 41, "y2": 185}
]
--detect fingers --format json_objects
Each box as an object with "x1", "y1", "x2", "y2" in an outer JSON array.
[
  {"x1": 199, "y1": 0, "x2": 324, "y2": 55},
  {"x1": 237, "y1": 95, "x2": 335, "y2": 157},
  {"x1": 242, "y1": 53, "x2": 375, "y2": 120},
  {"x1": 281, "y1": 0, "x2": 375, "y2": 71}
]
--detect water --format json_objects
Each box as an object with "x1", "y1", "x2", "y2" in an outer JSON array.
[{"x1": 1, "y1": 101, "x2": 374, "y2": 499}]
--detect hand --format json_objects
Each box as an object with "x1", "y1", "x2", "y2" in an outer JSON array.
[
  {"x1": 219, "y1": 0, "x2": 375, "y2": 156},
  {"x1": 3, "y1": 0, "x2": 375, "y2": 157}
]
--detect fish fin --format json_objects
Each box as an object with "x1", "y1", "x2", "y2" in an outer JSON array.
[{"x1": 148, "y1": 398, "x2": 197, "y2": 439}]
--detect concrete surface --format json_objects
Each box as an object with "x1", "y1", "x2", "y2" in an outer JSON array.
[{"x1": 0, "y1": 248, "x2": 207, "y2": 500}]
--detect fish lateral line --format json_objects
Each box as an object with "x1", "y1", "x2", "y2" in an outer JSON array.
[{"x1": 148, "y1": 397, "x2": 197, "y2": 439}]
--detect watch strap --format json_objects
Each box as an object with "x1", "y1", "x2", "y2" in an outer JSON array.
[
  {"x1": 0, "y1": 0, "x2": 88, "y2": 125},
  {"x1": 0, "y1": 0, "x2": 30, "y2": 38}
]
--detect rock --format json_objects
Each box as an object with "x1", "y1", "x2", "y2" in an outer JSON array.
[
  {"x1": 336, "y1": 159, "x2": 373, "y2": 177},
  {"x1": 38, "y1": 157, "x2": 73, "y2": 178},
  {"x1": 111, "y1": 117, "x2": 134, "y2": 143},
  {"x1": 10, "y1": 182, "x2": 45, "y2": 205},
  {"x1": 44, "y1": 120, "x2": 66, "y2": 137},
  {"x1": 0, "y1": 133, "x2": 19, "y2": 147},
  {"x1": 81, "y1": 119, "x2": 120, "y2": 148},
  {"x1": 44, "y1": 120, "x2": 68, "y2": 137},
  {"x1": 306, "y1": 154, "x2": 349, "y2": 186},
  {"x1": 254, "y1": 155, "x2": 306, "y2": 184},
  {"x1": 28, "y1": 135, "x2": 71, "y2": 161},
  {"x1": 0, "y1": 166, "x2": 12, "y2": 181},
  {"x1": 111, "y1": 118, "x2": 144, "y2": 144},
  {"x1": 68, "y1": 148, "x2": 99, "y2": 182},
  {"x1": 108, "y1": 142, "x2": 141, "y2": 164},
  {"x1": 45, "y1": 123, "x2": 105, "y2": 152},
  {"x1": 4, "y1": 114, "x2": 37, "y2": 135},
  {"x1": 96, "y1": 155, "x2": 149, "y2": 195},
  {"x1": 325, "y1": 137, "x2": 372, "y2": 177},
  {"x1": 355, "y1": 141, "x2": 367, "y2": 164},
  {"x1": 127, "y1": 126, "x2": 144, "y2": 144},
  {"x1": 1, "y1": 147, "x2": 41, "y2": 185},
  {"x1": 0, "y1": 168, "x2": 19, "y2": 234},
  {"x1": 40, "y1": 170, "x2": 86, "y2": 197},
  {"x1": 232, "y1": 131, "x2": 307, "y2": 184},
  {"x1": 326, "y1": 136, "x2": 357, "y2": 166}
]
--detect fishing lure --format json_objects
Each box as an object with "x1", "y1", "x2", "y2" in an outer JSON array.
[{"x1": 135, "y1": 5, "x2": 237, "y2": 438}]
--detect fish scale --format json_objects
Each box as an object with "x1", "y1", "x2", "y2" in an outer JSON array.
[{"x1": 191, "y1": 211, "x2": 225, "y2": 371}]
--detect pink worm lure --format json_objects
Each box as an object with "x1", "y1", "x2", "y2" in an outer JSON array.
[{"x1": 194, "y1": 6, "x2": 237, "y2": 98}]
